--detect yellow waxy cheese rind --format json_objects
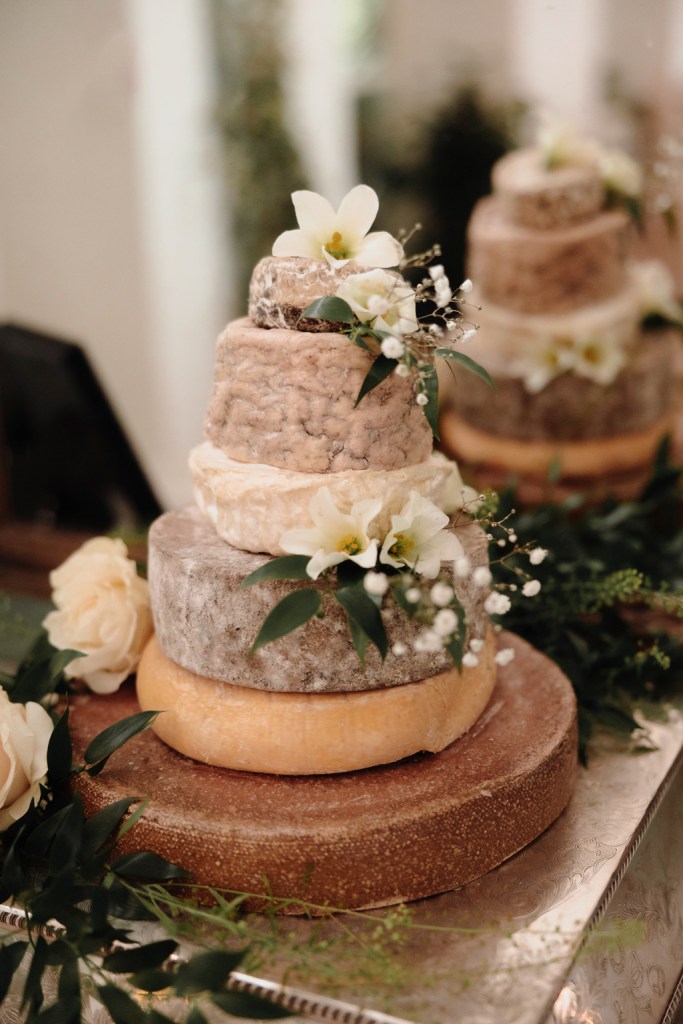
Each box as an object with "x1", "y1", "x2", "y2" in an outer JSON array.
[{"x1": 136, "y1": 631, "x2": 498, "y2": 776}]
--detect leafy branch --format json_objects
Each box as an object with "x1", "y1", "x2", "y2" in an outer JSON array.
[
  {"x1": 483, "y1": 439, "x2": 683, "y2": 756},
  {"x1": 300, "y1": 295, "x2": 493, "y2": 440}
]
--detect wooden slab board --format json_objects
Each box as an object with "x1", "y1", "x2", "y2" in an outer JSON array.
[{"x1": 70, "y1": 632, "x2": 578, "y2": 912}]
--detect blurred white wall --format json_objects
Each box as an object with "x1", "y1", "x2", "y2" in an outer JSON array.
[
  {"x1": 0, "y1": 0, "x2": 231, "y2": 511},
  {"x1": 282, "y1": 0, "x2": 358, "y2": 200}
]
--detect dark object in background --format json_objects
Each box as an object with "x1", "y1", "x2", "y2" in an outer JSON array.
[{"x1": 0, "y1": 323, "x2": 161, "y2": 533}]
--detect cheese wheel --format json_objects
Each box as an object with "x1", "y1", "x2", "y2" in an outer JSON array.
[
  {"x1": 440, "y1": 409, "x2": 674, "y2": 479},
  {"x1": 136, "y1": 631, "x2": 498, "y2": 775},
  {"x1": 203, "y1": 317, "x2": 431, "y2": 474},
  {"x1": 491, "y1": 148, "x2": 605, "y2": 229},
  {"x1": 467, "y1": 197, "x2": 629, "y2": 314}
]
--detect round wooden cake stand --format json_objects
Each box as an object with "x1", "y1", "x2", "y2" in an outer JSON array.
[{"x1": 70, "y1": 633, "x2": 577, "y2": 912}]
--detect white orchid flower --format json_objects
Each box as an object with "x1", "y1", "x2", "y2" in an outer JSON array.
[
  {"x1": 598, "y1": 148, "x2": 642, "y2": 198},
  {"x1": 631, "y1": 260, "x2": 683, "y2": 323},
  {"x1": 379, "y1": 491, "x2": 464, "y2": 579},
  {"x1": 272, "y1": 185, "x2": 403, "y2": 268},
  {"x1": 536, "y1": 111, "x2": 600, "y2": 168},
  {"x1": 516, "y1": 337, "x2": 575, "y2": 394},
  {"x1": 335, "y1": 268, "x2": 418, "y2": 335},
  {"x1": 279, "y1": 487, "x2": 381, "y2": 580},
  {"x1": 572, "y1": 332, "x2": 626, "y2": 386}
]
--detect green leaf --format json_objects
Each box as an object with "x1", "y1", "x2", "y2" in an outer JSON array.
[
  {"x1": 21, "y1": 935, "x2": 49, "y2": 1012},
  {"x1": 301, "y1": 296, "x2": 354, "y2": 323},
  {"x1": 103, "y1": 939, "x2": 178, "y2": 975},
  {"x1": 436, "y1": 348, "x2": 495, "y2": 389},
  {"x1": 249, "y1": 590, "x2": 322, "y2": 654},
  {"x1": 240, "y1": 555, "x2": 311, "y2": 588},
  {"x1": 57, "y1": 950, "x2": 81, "y2": 1008},
  {"x1": 0, "y1": 941, "x2": 28, "y2": 1003},
  {"x1": 421, "y1": 364, "x2": 440, "y2": 440},
  {"x1": 173, "y1": 949, "x2": 245, "y2": 996},
  {"x1": 81, "y1": 797, "x2": 140, "y2": 867},
  {"x1": 355, "y1": 353, "x2": 397, "y2": 406},
  {"x1": 335, "y1": 587, "x2": 387, "y2": 660},
  {"x1": 348, "y1": 617, "x2": 369, "y2": 665},
  {"x1": 2, "y1": 832, "x2": 27, "y2": 895},
  {"x1": 110, "y1": 851, "x2": 190, "y2": 882},
  {"x1": 49, "y1": 794, "x2": 84, "y2": 874},
  {"x1": 130, "y1": 967, "x2": 174, "y2": 993},
  {"x1": 47, "y1": 708, "x2": 73, "y2": 784},
  {"x1": 84, "y1": 711, "x2": 160, "y2": 776},
  {"x1": 211, "y1": 991, "x2": 294, "y2": 1019},
  {"x1": 96, "y1": 984, "x2": 148, "y2": 1024},
  {"x1": 33, "y1": 999, "x2": 81, "y2": 1024},
  {"x1": 11, "y1": 647, "x2": 84, "y2": 705}
]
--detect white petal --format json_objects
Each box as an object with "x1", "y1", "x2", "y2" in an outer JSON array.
[
  {"x1": 354, "y1": 231, "x2": 404, "y2": 268},
  {"x1": 291, "y1": 190, "x2": 337, "y2": 236},
  {"x1": 306, "y1": 549, "x2": 345, "y2": 580},
  {"x1": 351, "y1": 539, "x2": 379, "y2": 569},
  {"x1": 335, "y1": 185, "x2": 379, "y2": 241},
  {"x1": 272, "y1": 228, "x2": 323, "y2": 259},
  {"x1": 279, "y1": 527, "x2": 322, "y2": 557}
]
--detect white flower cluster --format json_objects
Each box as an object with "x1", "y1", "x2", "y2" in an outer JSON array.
[
  {"x1": 280, "y1": 488, "x2": 464, "y2": 581},
  {"x1": 631, "y1": 259, "x2": 683, "y2": 326},
  {"x1": 515, "y1": 328, "x2": 627, "y2": 393},
  {"x1": 537, "y1": 112, "x2": 642, "y2": 198}
]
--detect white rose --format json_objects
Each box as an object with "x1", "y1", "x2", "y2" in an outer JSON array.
[
  {"x1": 0, "y1": 691, "x2": 54, "y2": 830},
  {"x1": 43, "y1": 538, "x2": 153, "y2": 695}
]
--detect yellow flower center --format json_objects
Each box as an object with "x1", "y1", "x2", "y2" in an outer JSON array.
[
  {"x1": 324, "y1": 231, "x2": 348, "y2": 260},
  {"x1": 389, "y1": 533, "x2": 415, "y2": 560},
  {"x1": 338, "y1": 534, "x2": 363, "y2": 556},
  {"x1": 581, "y1": 341, "x2": 602, "y2": 364}
]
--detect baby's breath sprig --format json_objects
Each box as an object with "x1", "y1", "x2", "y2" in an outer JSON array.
[{"x1": 300, "y1": 238, "x2": 493, "y2": 438}]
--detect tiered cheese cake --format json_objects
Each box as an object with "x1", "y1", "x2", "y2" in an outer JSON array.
[
  {"x1": 116, "y1": 186, "x2": 577, "y2": 909},
  {"x1": 136, "y1": 200, "x2": 499, "y2": 775},
  {"x1": 440, "y1": 145, "x2": 679, "y2": 501}
]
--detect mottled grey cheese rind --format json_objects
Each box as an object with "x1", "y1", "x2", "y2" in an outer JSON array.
[
  {"x1": 204, "y1": 317, "x2": 431, "y2": 473},
  {"x1": 492, "y1": 148, "x2": 605, "y2": 230},
  {"x1": 149, "y1": 505, "x2": 490, "y2": 693},
  {"x1": 467, "y1": 197, "x2": 630, "y2": 314},
  {"x1": 249, "y1": 256, "x2": 360, "y2": 331},
  {"x1": 447, "y1": 331, "x2": 678, "y2": 442}
]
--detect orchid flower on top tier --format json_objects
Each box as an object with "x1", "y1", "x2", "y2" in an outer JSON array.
[
  {"x1": 279, "y1": 487, "x2": 382, "y2": 580},
  {"x1": 379, "y1": 492, "x2": 464, "y2": 580},
  {"x1": 272, "y1": 185, "x2": 404, "y2": 268}
]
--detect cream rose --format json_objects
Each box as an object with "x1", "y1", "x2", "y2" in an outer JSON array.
[
  {"x1": 43, "y1": 537, "x2": 153, "y2": 695},
  {"x1": 0, "y1": 691, "x2": 54, "y2": 830},
  {"x1": 335, "y1": 268, "x2": 418, "y2": 335}
]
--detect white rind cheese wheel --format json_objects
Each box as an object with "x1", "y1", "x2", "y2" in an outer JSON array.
[
  {"x1": 189, "y1": 441, "x2": 474, "y2": 557},
  {"x1": 136, "y1": 630, "x2": 498, "y2": 775}
]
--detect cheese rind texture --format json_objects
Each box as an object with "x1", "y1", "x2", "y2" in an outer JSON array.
[
  {"x1": 190, "y1": 441, "x2": 474, "y2": 556},
  {"x1": 491, "y1": 148, "x2": 604, "y2": 229},
  {"x1": 136, "y1": 629, "x2": 498, "y2": 774},
  {"x1": 248, "y1": 256, "x2": 359, "y2": 330},
  {"x1": 442, "y1": 327, "x2": 677, "y2": 441},
  {"x1": 148, "y1": 505, "x2": 490, "y2": 692},
  {"x1": 440, "y1": 409, "x2": 674, "y2": 479},
  {"x1": 467, "y1": 197, "x2": 629, "y2": 313},
  {"x1": 204, "y1": 317, "x2": 431, "y2": 474},
  {"x1": 458, "y1": 285, "x2": 640, "y2": 376}
]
